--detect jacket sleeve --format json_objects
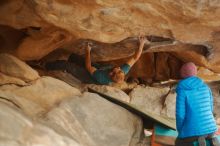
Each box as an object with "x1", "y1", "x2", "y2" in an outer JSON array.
[{"x1": 176, "y1": 89, "x2": 186, "y2": 132}]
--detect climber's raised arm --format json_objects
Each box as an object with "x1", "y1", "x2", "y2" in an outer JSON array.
[
  {"x1": 126, "y1": 35, "x2": 148, "y2": 67},
  {"x1": 85, "y1": 43, "x2": 97, "y2": 75}
]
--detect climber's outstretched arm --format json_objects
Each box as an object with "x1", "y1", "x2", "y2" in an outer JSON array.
[
  {"x1": 85, "y1": 43, "x2": 97, "y2": 74},
  {"x1": 126, "y1": 35, "x2": 148, "y2": 67}
]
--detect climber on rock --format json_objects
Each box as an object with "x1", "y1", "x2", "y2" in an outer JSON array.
[{"x1": 85, "y1": 35, "x2": 149, "y2": 85}]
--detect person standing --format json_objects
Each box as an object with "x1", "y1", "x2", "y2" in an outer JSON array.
[{"x1": 175, "y1": 62, "x2": 219, "y2": 146}]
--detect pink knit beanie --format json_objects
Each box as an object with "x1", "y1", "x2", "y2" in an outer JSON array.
[{"x1": 180, "y1": 62, "x2": 197, "y2": 78}]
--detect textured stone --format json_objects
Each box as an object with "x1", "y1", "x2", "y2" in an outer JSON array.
[
  {"x1": 43, "y1": 71, "x2": 83, "y2": 90},
  {"x1": 155, "y1": 52, "x2": 170, "y2": 81},
  {"x1": 0, "y1": 53, "x2": 39, "y2": 82},
  {"x1": 217, "y1": 118, "x2": 220, "y2": 125},
  {"x1": 1, "y1": 0, "x2": 220, "y2": 74},
  {"x1": 15, "y1": 27, "x2": 73, "y2": 61},
  {"x1": 87, "y1": 84, "x2": 130, "y2": 102},
  {"x1": 0, "y1": 102, "x2": 80, "y2": 146},
  {"x1": 160, "y1": 91, "x2": 176, "y2": 119},
  {"x1": 214, "y1": 96, "x2": 220, "y2": 119},
  {"x1": 0, "y1": 25, "x2": 26, "y2": 53},
  {"x1": 197, "y1": 67, "x2": 220, "y2": 82},
  {"x1": 0, "y1": 76, "x2": 81, "y2": 117},
  {"x1": 129, "y1": 86, "x2": 172, "y2": 117},
  {"x1": 168, "y1": 55, "x2": 182, "y2": 79},
  {"x1": 154, "y1": 52, "x2": 183, "y2": 81},
  {"x1": 209, "y1": 83, "x2": 220, "y2": 120},
  {"x1": 2, "y1": 0, "x2": 220, "y2": 43},
  {"x1": 21, "y1": 124, "x2": 80, "y2": 146},
  {"x1": 0, "y1": 102, "x2": 32, "y2": 141},
  {"x1": 0, "y1": 72, "x2": 27, "y2": 86},
  {"x1": 43, "y1": 92, "x2": 143, "y2": 146},
  {"x1": 0, "y1": 140, "x2": 20, "y2": 146},
  {"x1": 128, "y1": 53, "x2": 155, "y2": 80},
  {"x1": 0, "y1": 1, "x2": 42, "y2": 28}
]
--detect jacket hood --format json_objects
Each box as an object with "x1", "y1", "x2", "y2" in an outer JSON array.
[{"x1": 176, "y1": 76, "x2": 205, "y2": 90}]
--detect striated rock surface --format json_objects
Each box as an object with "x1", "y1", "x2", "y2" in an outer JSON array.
[
  {"x1": 129, "y1": 84, "x2": 220, "y2": 120},
  {"x1": 0, "y1": 102, "x2": 80, "y2": 146},
  {"x1": 1, "y1": 0, "x2": 220, "y2": 74},
  {"x1": 160, "y1": 90, "x2": 176, "y2": 119},
  {"x1": 0, "y1": 92, "x2": 144, "y2": 146},
  {"x1": 0, "y1": 53, "x2": 81, "y2": 117},
  {"x1": 197, "y1": 67, "x2": 220, "y2": 81},
  {"x1": 0, "y1": 53, "x2": 39, "y2": 82},
  {"x1": 209, "y1": 83, "x2": 220, "y2": 120},
  {"x1": 1, "y1": 0, "x2": 220, "y2": 43},
  {"x1": 87, "y1": 84, "x2": 131, "y2": 102},
  {"x1": 129, "y1": 86, "x2": 175, "y2": 118},
  {"x1": 15, "y1": 27, "x2": 73, "y2": 61},
  {"x1": 0, "y1": 76, "x2": 81, "y2": 117},
  {"x1": 0, "y1": 53, "x2": 144, "y2": 146},
  {"x1": 0, "y1": 72, "x2": 27, "y2": 86},
  {"x1": 43, "y1": 92, "x2": 143, "y2": 146},
  {"x1": 39, "y1": 70, "x2": 83, "y2": 90}
]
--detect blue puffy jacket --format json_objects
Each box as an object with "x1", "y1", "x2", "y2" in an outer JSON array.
[{"x1": 176, "y1": 76, "x2": 217, "y2": 138}]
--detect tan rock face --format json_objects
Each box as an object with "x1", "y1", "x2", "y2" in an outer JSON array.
[
  {"x1": 44, "y1": 92, "x2": 143, "y2": 146},
  {"x1": 87, "y1": 84, "x2": 131, "y2": 102},
  {"x1": 0, "y1": 54, "x2": 144, "y2": 146},
  {"x1": 15, "y1": 27, "x2": 74, "y2": 60},
  {"x1": 1, "y1": 0, "x2": 220, "y2": 77},
  {"x1": 208, "y1": 83, "x2": 220, "y2": 120},
  {"x1": 0, "y1": 54, "x2": 81, "y2": 117},
  {"x1": 0, "y1": 53, "x2": 40, "y2": 82},
  {"x1": 129, "y1": 86, "x2": 175, "y2": 118},
  {"x1": 0, "y1": 76, "x2": 81, "y2": 117},
  {"x1": 0, "y1": 72, "x2": 27, "y2": 86},
  {"x1": 0, "y1": 102, "x2": 81, "y2": 146},
  {"x1": 43, "y1": 71, "x2": 83, "y2": 89},
  {"x1": 2, "y1": 0, "x2": 220, "y2": 43}
]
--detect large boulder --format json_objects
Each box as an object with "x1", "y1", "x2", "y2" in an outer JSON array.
[
  {"x1": 0, "y1": 72, "x2": 27, "y2": 86},
  {"x1": 0, "y1": 102, "x2": 80, "y2": 146},
  {"x1": 43, "y1": 92, "x2": 143, "y2": 146},
  {"x1": 0, "y1": 53, "x2": 39, "y2": 82},
  {"x1": 41, "y1": 70, "x2": 83, "y2": 90},
  {"x1": 0, "y1": 102, "x2": 32, "y2": 142},
  {"x1": 0, "y1": 76, "x2": 81, "y2": 117}
]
